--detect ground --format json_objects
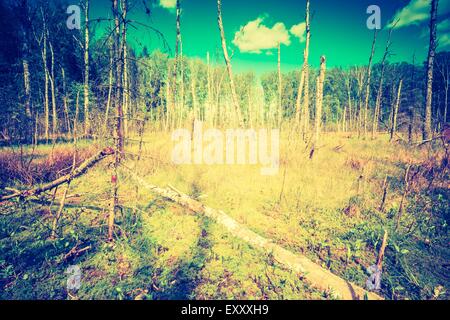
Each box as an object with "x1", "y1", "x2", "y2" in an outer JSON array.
[{"x1": 0, "y1": 129, "x2": 448, "y2": 300}]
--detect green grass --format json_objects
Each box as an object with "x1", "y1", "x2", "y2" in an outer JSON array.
[{"x1": 0, "y1": 130, "x2": 448, "y2": 300}]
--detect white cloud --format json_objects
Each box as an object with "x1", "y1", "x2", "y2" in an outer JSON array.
[
  {"x1": 159, "y1": 0, "x2": 177, "y2": 9},
  {"x1": 387, "y1": 0, "x2": 450, "y2": 29},
  {"x1": 290, "y1": 22, "x2": 306, "y2": 42},
  {"x1": 233, "y1": 17, "x2": 291, "y2": 54}
]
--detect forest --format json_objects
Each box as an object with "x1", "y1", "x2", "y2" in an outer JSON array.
[{"x1": 0, "y1": 0, "x2": 448, "y2": 300}]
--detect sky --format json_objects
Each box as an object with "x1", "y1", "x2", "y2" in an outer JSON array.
[{"x1": 89, "y1": 0, "x2": 450, "y2": 74}]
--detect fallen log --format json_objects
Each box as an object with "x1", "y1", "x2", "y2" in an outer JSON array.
[
  {"x1": 0, "y1": 147, "x2": 114, "y2": 202},
  {"x1": 125, "y1": 166, "x2": 383, "y2": 300}
]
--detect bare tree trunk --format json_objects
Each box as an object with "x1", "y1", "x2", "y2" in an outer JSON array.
[
  {"x1": 438, "y1": 62, "x2": 449, "y2": 126},
  {"x1": 206, "y1": 52, "x2": 212, "y2": 119},
  {"x1": 314, "y1": 56, "x2": 326, "y2": 146},
  {"x1": 362, "y1": 30, "x2": 377, "y2": 137},
  {"x1": 23, "y1": 60, "x2": 31, "y2": 117},
  {"x1": 423, "y1": 0, "x2": 439, "y2": 140},
  {"x1": 84, "y1": 0, "x2": 90, "y2": 136},
  {"x1": 61, "y1": 68, "x2": 71, "y2": 138},
  {"x1": 217, "y1": 0, "x2": 242, "y2": 125},
  {"x1": 278, "y1": 42, "x2": 282, "y2": 127},
  {"x1": 408, "y1": 56, "x2": 416, "y2": 143},
  {"x1": 190, "y1": 61, "x2": 198, "y2": 120},
  {"x1": 49, "y1": 42, "x2": 57, "y2": 142},
  {"x1": 346, "y1": 74, "x2": 352, "y2": 131},
  {"x1": 295, "y1": 0, "x2": 310, "y2": 127},
  {"x1": 41, "y1": 14, "x2": 50, "y2": 143},
  {"x1": 171, "y1": 0, "x2": 181, "y2": 129},
  {"x1": 372, "y1": 28, "x2": 393, "y2": 139},
  {"x1": 104, "y1": 43, "x2": 114, "y2": 134},
  {"x1": 109, "y1": 0, "x2": 124, "y2": 241},
  {"x1": 390, "y1": 79, "x2": 403, "y2": 142},
  {"x1": 166, "y1": 62, "x2": 172, "y2": 131},
  {"x1": 179, "y1": 41, "x2": 185, "y2": 127},
  {"x1": 122, "y1": 0, "x2": 129, "y2": 138},
  {"x1": 20, "y1": 1, "x2": 32, "y2": 122}
]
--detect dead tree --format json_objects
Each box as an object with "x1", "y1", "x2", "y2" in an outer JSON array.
[
  {"x1": 122, "y1": 0, "x2": 129, "y2": 137},
  {"x1": 408, "y1": 55, "x2": 417, "y2": 143},
  {"x1": 40, "y1": 9, "x2": 50, "y2": 142},
  {"x1": 109, "y1": 0, "x2": 125, "y2": 241},
  {"x1": 61, "y1": 68, "x2": 71, "y2": 138},
  {"x1": 437, "y1": 59, "x2": 449, "y2": 126},
  {"x1": 104, "y1": 42, "x2": 114, "y2": 134},
  {"x1": 372, "y1": 27, "x2": 394, "y2": 139},
  {"x1": 314, "y1": 56, "x2": 326, "y2": 147},
  {"x1": 423, "y1": 0, "x2": 439, "y2": 140},
  {"x1": 390, "y1": 79, "x2": 403, "y2": 142},
  {"x1": 190, "y1": 60, "x2": 198, "y2": 120},
  {"x1": 84, "y1": 0, "x2": 90, "y2": 136},
  {"x1": 49, "y1": 41, "x2": 58, "y2": 141},
  {"x1": 295, "y1": 0, "x2": 310, "y2": 129},
  {"x1": 278, "y1": 42, "x2": 282, "y2": 127},
  {"x1": 217, "y1": 0, "x2": 242, "y2": 125},
  {"x1": 396, "y1": 164, "x2": 411, "y2": 231},
  {"x1": 362, "y1": 30, "x2": 378, "y2": 137},
  {"x1": 170, "y1": 0, "x2": 181, "y2": 129}
]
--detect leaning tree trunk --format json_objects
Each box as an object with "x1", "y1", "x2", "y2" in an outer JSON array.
[
  {"x1": 424, "y1": 0, "x2": 439, "y2": 140},
  {"x1": 84, "y1": 0, "x2": 90, "y2": 136},
  {"x1": 217, "y1": 0, "x2": 242, "y2": 126},
  {"x1": 390, "y1": 79, "x2": 403, "y2": 142}
]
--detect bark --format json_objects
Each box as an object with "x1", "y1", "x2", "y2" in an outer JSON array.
[
  {"x1": 362, "y1": 30, "x2": 378, "y2": 137},
  {"x1": 109, "y1": 0, "x2": 124, "y2": 241},
  {"x1": 376, "y1": 230, "x2": 388, "y2": 270},
  {"x1": 84, "y1": 0, "x2": 90, "y2": 136},
  {"x1": 372, "y1": 28, "x2": 393, "y2": 138},
  {"x1": 104, "y1": 43, "x2": 114, "y2": 134},
  {"x1": 49, "y1": 42, "x2": 57, "y2": 141},
  {"x1": 217, "y1": 0, "x2": 242, "y2": 125},
  {"x1": 122, "y1": 0, "x2": 129, "y2": 138},
  {"x1": 277, "y1": 42, "x2": 282, "y2": 127},
  {"x1": 408, "y1": 56, "x2": 416, "y2": 143},
  {"x1": 314, "y1": 56, "x2": 326, "y2": 145},
  {"x1": 423, "y1": 0, "x2": 439, "y2": 140},
  {"x1": 190, "y1": 61, "x2": 198, "y2": 120},
  {"x1": 61, "y1": 68, "x2": 71, "y2": 138},
  {"x1": 390, "y1": 80, "x2": 403, "y2": 142},
  {"x1": 295, "y1": 0, "x2": 310, "y2": 127},
  {"x1": 41, "y1": 14, "x2": 50, "y2": 142},
  {"x1": 171, "y1": 0, "x2": 181, "y2": 129},
  {"x1": 126, "y1": 168, "x2": 383, "y2": 300}
]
